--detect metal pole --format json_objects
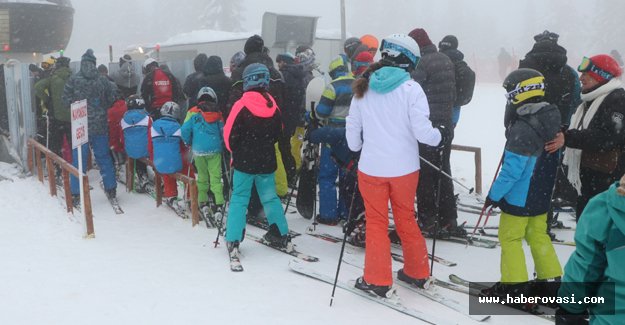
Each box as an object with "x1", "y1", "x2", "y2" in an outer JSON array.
[{"x1": 340, "y1": 0, "x2": 346, "y2": 46}]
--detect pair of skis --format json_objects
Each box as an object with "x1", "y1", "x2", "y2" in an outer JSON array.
[{"x1": 290, "y1": 259, "x2": 490, "y2": 324}]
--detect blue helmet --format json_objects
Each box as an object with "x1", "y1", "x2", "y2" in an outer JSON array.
[{"x1": 242, "y1": 63, "x2": 270, "y2": 92}]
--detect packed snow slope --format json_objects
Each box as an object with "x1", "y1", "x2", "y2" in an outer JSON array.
[{"x1": 0, "y1": 84, "x2": 577, "y2": 324}]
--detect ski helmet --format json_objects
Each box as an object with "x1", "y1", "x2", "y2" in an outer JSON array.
[
  {"x1": 143, "y1": 58, "x2": 158, "y2": 69},
  {"x1": 197, "y1": 86, "x2": 218, "y2": 103},
  {"x1": 160, "y1": 101, "x2": 180, "y2": 119},
  {"x1": 344, "y1": 37, "x2": 362, "y2": 58},
  {"x1": 380, "y1": 34, "x2": 421, "y2": 70},
  {"x1": 126, "y1": 95, "x2": 145, "y2": 110},
  {"x1": 503, "y1": 68, "x2": 546, "y2": 106},
  {"x1": 242, "y1": 63, "x2": 270, "y2": 92}
]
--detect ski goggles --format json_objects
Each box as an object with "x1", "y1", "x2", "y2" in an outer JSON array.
[{"x1": 578, "y1": 57, "x2": 614, "y2": 80}]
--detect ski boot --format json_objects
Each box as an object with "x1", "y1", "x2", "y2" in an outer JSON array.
[
  {"x1": 354, "y1": 277, "x2": 395, "y2": 298},
  {"x1": 262, "y1": 224, "x2": 293, "y2": 251},
  {"x1": 529, "y1": 277, "x2": 561, "y2": 308},
  {"x1": 480, "y1": 282, "x2": 536, "y2": 312},
  {"x1": 71, "y1": 194, "x2": 81, "y2": 208},
  {"x1": 134, "y1": 173, "x2": 150, "y2": 193},
  {"x1": 397, "y1": 269, "x2": 432, "y2": 289},
  {"x1": 106, "y1": 188, "x2": 119, "y2": 205}
]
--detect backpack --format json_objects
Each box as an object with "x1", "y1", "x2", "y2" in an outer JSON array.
[
  {"x1": 454, "y1": 60, "x2": 476, "y2": 107},
  {"x1": 121, "y1": 110, "x2": 150, "y2": 159},
  {"x1": 150, "y1": 117, "x2": 183, "y2": 174}
]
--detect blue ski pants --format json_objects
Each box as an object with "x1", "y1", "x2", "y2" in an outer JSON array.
[
  {"x1": 226, "y1": 170, "x2": 289, "y2": 242},
  {"x1": 318, "y1": 144, "x2": 347, "y2": 220},
  {"x1": 71, "y1": 134, "x2": 117, "y2": 195}
]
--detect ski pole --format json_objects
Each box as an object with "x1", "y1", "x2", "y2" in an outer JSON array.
[
  {"x1": 330, "y1": 176, "x2": 358, "y2": 307},
  {"x1": 468, "y1": 153, "x2": 504, "y2": 242},
  {"x1": 419, "y1": 155, "x2": 475, "y2": 194},
  {"x1": 283, "y1": 165, "x2": 300, "y2": 215},
  {"x1": 429, "y1": 148, "x2": 446, "y2": 277},
  {"x1": 214, "y1": 152, "x2": 234, "y2": 248}
]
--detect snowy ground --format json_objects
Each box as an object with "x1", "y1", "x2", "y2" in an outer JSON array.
[{"x1": 0, "y1": 84, "x2": 577, "y2": 324}]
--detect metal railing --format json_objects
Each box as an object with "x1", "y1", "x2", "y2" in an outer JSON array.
[
  {"x1": 26, "y1": 138, "x2": 95, "y2": 237},
  {"x1": 125, "y1": 157, "x2": 200, "y2": 226}
]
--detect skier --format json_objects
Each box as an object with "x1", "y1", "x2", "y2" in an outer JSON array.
[
  {"x1": 200, "y1": 56, "x2": 232, "y2": 118},
  {"x1": 312, "y1": 55, "x2": 355, "y2": 225},
  {"x1": 140, "y1": 58, "x2": 185, "y2": 120},
  {"x1": 111, "y1": 55, "x2": 140, "y2": 99},
  {"x1": 34, "y1": 56, "x2": 72, "y2": 159},
  {"x1": 229, "y1": 51, "x2": 246, "y2": 77},
  {"x1": 223, "y1": 63, "x2": 290, "y2": 253},
  {"x1": 438, "y1": 35, "x2": 476, "y2": 129},
  {"x1": 276, "y1": 53, "x2": 306, "y2": 185},
  {"x1": 479, "y1": 69, "x2": 563, "y2": 304},
  {"x1": 546, "y1": 54, "x2": 625, "y2": 221},
  {"x1": 341, "y1": 37, "x2": 362, "y2": 69},
  {"x1": 183, "y1": 53, "x2": 209, "y2": 108},
  {"x1": 150, "y1": 101, "x2": 194, "y2": 210},
  {"x1": 121, "y1": 95, "x2": 151, "y2": 192},
  {"x1": 408, "y1": 28, "x2": 460, "y2": 237},
  {"x1": 556, "y1": 173, "x2": 625, "y2": 324},
  {"x1": 181, "y1": 87, "x2": 225, "y2": 218},
  {"x1": 63, "y1": 49, "x2": 119, "y2": 206},
  {"x1": 107, "y1": 92, "x2": 128, "y2": 174},
  {"x1": 346, "y1": 34, "x2": 446, "y2": 297}
]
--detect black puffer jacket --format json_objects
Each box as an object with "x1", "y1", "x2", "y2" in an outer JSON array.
[
  {"x1": 228, "y1": 52, "x2": 284, "y2": 116},
  {"x1": 201, "y1": 56, "x2": 232, "y2": 117},
  {"x1": 183, "y1": 54, "x2": 209, "y2": 108},
  {"x1": 279, "y1": 63, "x2": 307, "y2": 133},
  {"x1": 411, "y1": 44, "x2": 456, "y2": 124},
  {"x1": 519, "y1": 41, "x2": 578, "y2": 127}
]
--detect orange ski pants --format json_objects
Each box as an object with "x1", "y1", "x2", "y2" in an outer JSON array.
[{"x1": 358, "y1": 170, "x2": 430, "y2": 286}]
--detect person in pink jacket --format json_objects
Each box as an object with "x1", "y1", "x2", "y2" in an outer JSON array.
[{"x1": 346, "y1": 34, "x2": 447, "y2": 298}]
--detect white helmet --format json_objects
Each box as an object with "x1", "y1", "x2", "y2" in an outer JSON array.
[
  {"x1": 143, "y1": 58, "x2": 158, "y2": 69},
  {"x1": 160, "y1": 101, "x2": 180, "y2": 119},
  {"x1": 380, "y1": 34, "x2": 421, "y2": 70}
]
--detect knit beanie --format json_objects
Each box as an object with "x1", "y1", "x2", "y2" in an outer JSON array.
[
  {"x1": 439, "y1": 35, "x2": 458, "y2": 51},
  {"x1": 244, "y1": 35, "x2": 264, "y2": 55},
  {"x1": 408, "y1": 28, "x2": 433, "y2": 48},
  {"x1": 82, "y1": 49, "x2": 97, "y2": 64}
]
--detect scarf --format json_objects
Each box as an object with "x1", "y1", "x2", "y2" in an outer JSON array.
[{"x1": 563, "y1": 78, "x2": 623, "y2": 194}]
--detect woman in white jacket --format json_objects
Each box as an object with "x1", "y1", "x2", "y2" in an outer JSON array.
[{"x1": 346, "y1": 34, "x2": 446, "y2": 297}]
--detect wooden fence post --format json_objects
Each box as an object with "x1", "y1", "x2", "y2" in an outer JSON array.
[
  {"x1": 83, "y1": 175, "x2": 95, "y2": 238},
  {"x1": 63, "y1": 170, "x2": 72, "y2": 213},
  {"x1": 46, "y1": 155, "x2": 56, "y2": 196},
  {"x1": 27, "y1": 141, "x2": 33, "y2": 174},
  {"x1": 189, "y1": 181, "x2": 199, "y2": 226},
  {"x1": 35, "y1": 149, "x2": 43, "y2": 183}
]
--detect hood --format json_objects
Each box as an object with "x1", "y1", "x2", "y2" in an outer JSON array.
[
  {"x1": 281, "y1": 64, "x2": 306, "y2": 79},
  {"x1": 54, "y1": 66, "x2": 71, "y2": 79},
  {"x1": 200, "y1": 111, "x2": 222, "y2": 123},
  {"x1": 517, "y1": 102, "x2": 561, "y2": 142},
  {"x1": 80, "y1": 60, "x2": 99, "y2": 80},
  {"x1": 369, "y1": 66, "x2": 411, "y2": 94},
  {"x1": 440, "y1": 48, "x2": 464, "y2": 62},
  {"x1": 522, "y1": 41, "x2": 567, "y2": 73},
  {"x1": 240, "y1": 91, "x2": 278, "y2": 118},
  {"x1": 607, "y1": 182, "x2": 625, "y2": 234},
  {"x1": 118, "y1": 62, "x2": 134, "y2": 80},
  {"x1": 203, "y1": 55, "x2": 224, "y2": 75},
  {"x1": 198, "y1": 101, "x2": 220, "y2": 113},
  {"x1": 420, "y1": 44, "x2": 437, "y2": 57},
  {"x1": 193, "y1": 53, "x2": 208, "y2": 72}
]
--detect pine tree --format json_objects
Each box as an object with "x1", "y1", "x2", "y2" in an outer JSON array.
[{"x1": 198, "y1": 0, "x2": 244, "y2": 32}]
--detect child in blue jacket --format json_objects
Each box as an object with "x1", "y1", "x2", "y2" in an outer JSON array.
[
  {"x1": 181, "y1": 87, "x2": 225, "y2": 216},
  {"x1": 121, "y1": 95, "x2": 151, "y2": 191}
]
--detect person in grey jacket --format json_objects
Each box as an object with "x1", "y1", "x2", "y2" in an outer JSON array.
[
  {"x1": 111, "y1": 55, "x2": 139, "y2": 99},
  {"x1": 408, "y1": 28, "x2": 460, "y2": 236},
  {"x1": 63, "y1": 49, "x2": 119, "y2": 204}
]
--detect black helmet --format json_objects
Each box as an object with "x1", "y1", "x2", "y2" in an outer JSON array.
[
  {"x1": 503, "y1": 68, "x2": 546, "y2": 106},
  {"x1": 126, "y1": 95, "x2": 145, "y2": 110}
]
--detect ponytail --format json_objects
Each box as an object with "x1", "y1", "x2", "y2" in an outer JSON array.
[{"x1": 352, "y1": 61, "x2": 387, "y2": 99}]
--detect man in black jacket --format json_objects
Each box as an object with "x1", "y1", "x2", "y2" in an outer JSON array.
[
  {"x1": 439, "y1": 35, "x2": 475, "y2": 129},
  {"x1": 183, "y1": 53, "x2": 209, "y2": 108},
  {"x1": 201, "y1": 55, "x2": 232, "y2": 118},
  {"x1": 408, "y1": 28, "x2": 460, "y2": 236},
  {"x1": 276, "y1": 53, "x2": 306, "y2": 184}
]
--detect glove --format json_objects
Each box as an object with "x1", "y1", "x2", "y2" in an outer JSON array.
[
  {"x1": 555, "y1": 307, "x2": 588, "y2": 325},
  {"x1": 483, "y1": 196, "x2": 499, "y2": 210},
  {"x1": 436, "y1": 125, "x2": 449, "y2": 149}
]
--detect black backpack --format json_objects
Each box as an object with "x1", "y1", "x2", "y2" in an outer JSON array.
[{"x1": 454, "y1": 60, "x2": 476, "y2": 107}]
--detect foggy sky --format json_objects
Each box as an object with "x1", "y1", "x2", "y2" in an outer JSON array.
[{"x1": 66, "y1": 0, "x2": 619, "y2": 67}]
